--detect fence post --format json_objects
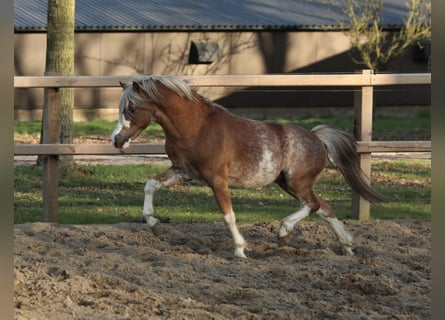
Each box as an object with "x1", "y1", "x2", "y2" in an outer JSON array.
[
  {"x1": 352, "y1": 69, "x2": 373, "y2": 221},
  {"x1": 42, "y1": 72, "x2": 60, "y2": 222}
]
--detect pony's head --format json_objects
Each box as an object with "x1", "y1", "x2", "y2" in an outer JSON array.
[
  {"x1": 111, "y1": 78, "x2": 156, "y2": 149},
  {"x1": 111, "y1": 75, "x2": 197, "y2": 149}
]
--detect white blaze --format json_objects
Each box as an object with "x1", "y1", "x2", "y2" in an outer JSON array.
[{"x1": 111, "y1": 102, "x2": 132, "y2": 148}]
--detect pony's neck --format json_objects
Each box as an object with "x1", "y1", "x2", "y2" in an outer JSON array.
[{"x1": 155, "y1": 93, "x2": 209, "y2": 141}]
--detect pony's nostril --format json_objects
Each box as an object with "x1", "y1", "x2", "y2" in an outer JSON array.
[
  {"x1": 112, "y1": 135, "x2": 130, "y2": 149},
  {"x1": 112, "y1": 136, "x2": 122, "y2": 148}
]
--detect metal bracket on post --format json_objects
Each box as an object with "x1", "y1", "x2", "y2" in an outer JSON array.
[
  {"x1": 352, "y1": 69, "x2": 373, "y2": 221},
  {"x1": 42, "y1": 72, "x2": 60, "y2": 223}
]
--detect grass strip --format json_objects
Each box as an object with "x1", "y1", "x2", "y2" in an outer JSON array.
[{"x1": 14, "y1": 160, "x2": 430, "y2": 224}]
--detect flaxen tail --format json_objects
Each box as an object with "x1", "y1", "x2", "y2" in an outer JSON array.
[{"x1": 312, "y1": 125, "x2": 385, "y2": 203}]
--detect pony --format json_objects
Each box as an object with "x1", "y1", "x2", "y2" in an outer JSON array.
[{"x1": 111, "y1": 75, "x2": 384, "y2": 258}]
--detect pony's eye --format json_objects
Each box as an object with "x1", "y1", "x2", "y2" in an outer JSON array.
[
  {"x1": 124, "y1": 100, "x2": 137, "y2": 120},
  {"x1": 128, "y1": 103, "x2": 136, "y2": 114}
]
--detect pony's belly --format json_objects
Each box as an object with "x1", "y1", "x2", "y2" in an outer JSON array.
[
  {"x1": 228, "y1": 172, "x2": 277, "y2": 189},
  {"x1": 228, "y1": 161, "x2": 281, "y2": 189}
]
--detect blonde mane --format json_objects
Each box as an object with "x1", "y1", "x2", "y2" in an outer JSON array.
[{"x1": 123, "y1": 75, "x2": 197, "y2": 107}]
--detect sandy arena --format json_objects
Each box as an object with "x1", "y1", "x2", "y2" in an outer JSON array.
[{"x1": 14, "y1": 219, "x2": 430, "y2": 319}]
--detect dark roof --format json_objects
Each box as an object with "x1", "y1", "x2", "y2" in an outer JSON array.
[{"x1": 14, "y1": 0, "x2": 427, "y2": 32}]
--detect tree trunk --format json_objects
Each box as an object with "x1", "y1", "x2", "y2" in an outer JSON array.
[{"x1": 38, "y1": 0, "x2": 75, "y2": 176}]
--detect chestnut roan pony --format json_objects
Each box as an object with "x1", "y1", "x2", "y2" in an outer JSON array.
[{"x1": 111, "y1": 75, "x2": 384, "y2": 258}]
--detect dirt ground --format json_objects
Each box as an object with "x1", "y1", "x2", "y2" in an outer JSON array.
[{"x1": 14, "y1": 219, "x2": 430, "y2": 319}]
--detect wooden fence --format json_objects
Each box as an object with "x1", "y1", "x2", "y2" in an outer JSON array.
[{"x1": 14, "y1": 70, "x2": 431, "y2": 222}]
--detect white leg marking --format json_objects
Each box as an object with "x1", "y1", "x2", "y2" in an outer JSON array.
[
  {"x1": 143, "y1": 179, "x2": 162, "y2": 227},
  {"x1": 278, "y1": 205, "x2": 311, "y2": 238},
  {"x1": 142, "y1": 172, "x2": 184, "y2": 227},
  {"x1": 223, "y1": 211, "x2": 247, "y2": 258},
  {"x1": 316, "y1": 209, "x2": 354, "y2": 255}
]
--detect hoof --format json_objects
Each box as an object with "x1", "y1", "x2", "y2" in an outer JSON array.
[
  {"x1": 344, "y1": 247, "x2": 354, "y2": 256},
  {"x1": 278, "y1": 224, "x2": 290, "y2": 238},
  {"x1": 234, "y1": 245, "x2": 247, "y2": 259},
  {"x1": 145, "y1": 215, "x2": 159, "y2": 228},
  {"x1": 277, "y1": 223, "x2": 293, "y2": 247},
  {"x1": 234, "y1": 250, "x2": 247, "y2": 259},
  {"x1": 150, "y1": 222, "x2": 164, "y2": 237}
]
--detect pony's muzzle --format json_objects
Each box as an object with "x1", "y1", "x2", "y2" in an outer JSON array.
[
  {"x1": 112, "y1": 137, "x2": 131, "y2": 149},
  {"x1": 115, "y1": 139, "x2": 131, "y2": 149},
  {"x1": 111, "y1": 130, "x2": 131, "y2": 149}
]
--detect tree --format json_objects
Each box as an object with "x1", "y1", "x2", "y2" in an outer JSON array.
[
  {"x1": 38, "y1": 0, "x2": 75, "y2": 174},
  {"x1": 329, "y1": 0, "x2": 431, "y2": 70}
]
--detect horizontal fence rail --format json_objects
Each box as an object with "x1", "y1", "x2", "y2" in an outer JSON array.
[
  {"x1": 14, "y1": 141, "x2": 431, "y2": 156},
  {"x1": 14, "y1": 73, "x2": 431, "y2": 88},
  {"x1": 14, "y1": 71, "x2": 431, "y2": 222}
]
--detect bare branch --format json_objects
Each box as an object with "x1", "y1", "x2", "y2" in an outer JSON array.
[{"x1": 321, "y1": 0, "x2": 431, "y2": 70}]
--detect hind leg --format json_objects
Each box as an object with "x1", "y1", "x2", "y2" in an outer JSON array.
[
  {"x1": 278, "y1": 205, "x2": 311, "y2": 239},
  {"x1": 277, "y1": 178, "x2": 354, "y2": 255},
  {"x1": 277, "y1": 178, "x2": 320, "y2": 240},
  {"x1": 315, "y1": 200, "x2": 354, "y2": 255}
]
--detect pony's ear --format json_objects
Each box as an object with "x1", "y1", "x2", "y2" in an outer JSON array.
[
  {"x1": 119, "y1": 81, "x2": 126, "y2": 88},
  {"x1": 132, "y1": 80, "x2": 151, "y2": 101},
  {"x1": 132, "y1": 80, "x2": 143, "y2": 93}
]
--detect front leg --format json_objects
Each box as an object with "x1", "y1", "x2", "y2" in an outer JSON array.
[
  {"x1": 223, "y1": 210, "x2": 247, "y2": 259},
  {"x1": 143, "y1": 168, "x2": 184, "y2": 227},
  {"x1": 211, "y1": 176, "x2": 247, "y2": 258}
]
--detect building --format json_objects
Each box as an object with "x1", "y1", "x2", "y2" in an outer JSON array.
[{"x1": 14, "y1": 0, "x2": 431, "y2": 120}]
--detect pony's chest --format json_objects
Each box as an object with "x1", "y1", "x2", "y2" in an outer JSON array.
[{"x1": 165, "y1": 143, "x2": 201, "y2": 177}]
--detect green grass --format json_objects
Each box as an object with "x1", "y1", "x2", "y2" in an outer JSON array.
[
  {"x1": 14, "y1": 110, "x2": 430, "y2": 142},
  {"x1": 14, "y1": 160, "x2": 431, "y2": 224}
]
